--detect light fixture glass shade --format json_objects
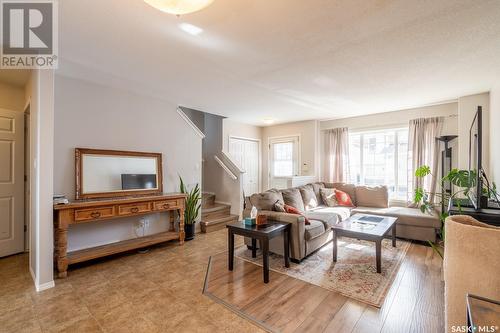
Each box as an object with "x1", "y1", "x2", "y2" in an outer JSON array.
[{"x1": 144, "y1": 0, "x2": 214, "y2": 15}]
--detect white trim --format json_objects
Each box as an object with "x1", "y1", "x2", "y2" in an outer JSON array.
[
  {"x1": 221, "y1": 150, "x2": 245, "y2": 174},
  {"x1": 35, "y1": 280, "x2": 55, "y2": 292},
  {"x1": 176, "y1": 107, "x2": 206, "y2": 139},
  {"x1": 268, "y1": 134, "x2": 301, "y2": 188},
  {"x1": 214, "y1": 155, "x2": 237, "y2": 180}
]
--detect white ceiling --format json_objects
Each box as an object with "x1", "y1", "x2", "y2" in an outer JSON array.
[{"x1": 58, "y1": 0, "x2": 500, "y2": 126}]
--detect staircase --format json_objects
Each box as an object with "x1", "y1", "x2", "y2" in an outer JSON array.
[{"x1": 201, "y1": 193, "x2": 239, "y2": 233}]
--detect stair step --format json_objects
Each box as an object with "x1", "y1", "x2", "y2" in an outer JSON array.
[
  {"x1": 201, "y1": 203, "x2": 231, "y2": 220},
  {"x1": 201, "y1": 214, "x2": 239, "y2": 233},
  {"x1": 202, "y1": 192, "x2": 215, "y2": 208}
]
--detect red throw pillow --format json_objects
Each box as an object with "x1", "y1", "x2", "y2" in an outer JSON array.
[
  {"x1": 284, "y1": 204, "x2": 310, "y2": 225},
  {"x1": 335, "y1": 189, "x2": 354, "y2": 207}
]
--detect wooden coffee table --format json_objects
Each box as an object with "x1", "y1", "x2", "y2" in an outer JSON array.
[
  {"x1": 226, "y1": 220, "x2": 290, "y2": 283},
  {"x1": 332, "y1": 213, "x2": 398, "y2": 273}
]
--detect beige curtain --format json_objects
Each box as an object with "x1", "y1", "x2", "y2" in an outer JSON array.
[
  {"x1": 408, "y1": 116, "x2": 444, "y2": 205},
  {"x1": 323, "y1": 127, "x2": 349, "y2": 183}
]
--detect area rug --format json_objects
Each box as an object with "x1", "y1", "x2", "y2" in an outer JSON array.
[{"x1": 235, "y1": 238, "x2": 411, "y2": 307}]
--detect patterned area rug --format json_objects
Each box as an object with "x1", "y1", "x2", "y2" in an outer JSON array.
[{"x1": 235, "y1": 238, "x2": 411, "y2": 307}]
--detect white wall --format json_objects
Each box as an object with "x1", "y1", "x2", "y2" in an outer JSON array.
[
  {"x1": 261, "y1": 120, "x2": 319, "y2": 190},
  {"x1": 457, "y1": 93, "x2": 490, "y2": 175},
  {"x1": 54, "y1": 75, "x2": 202, "y2": 251},
  {"x1": 25, "y1": 69, "x2": 55, "y2": 290},
  {"x1": 490, "y1": 87, "x2": 500, "y2": 183}
]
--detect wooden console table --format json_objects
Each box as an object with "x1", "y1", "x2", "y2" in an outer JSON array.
[{"x1": 53, "y1": 193, "x2": 186, "y2": 278}]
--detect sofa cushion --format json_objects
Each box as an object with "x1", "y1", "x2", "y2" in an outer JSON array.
[
  {"x1": 355, "y1": 185, "x2": 389, "y2": 208},
  {"x1": 311, "y1": 182, "x2": 325, "y2": 205},
  {"x1": 299, "y1": 185, "x2": 319, "y2": 210},
  {"x1": 351, "y1": 206, "x2": 440, "y2": 228},
  {"x1": 307, "y1": 206, "x2": 351, "y2": 224},
  {"x1": 304, "y1": 220, "x2": 325, "y2": 240},
  {"x1": 249, "y1": 190, "x2": 284, "y2": 211},
  {"x1": 324, "y1": 183, "x2": 357, "y2": 205},
  {"x1": 320, "y1": 188, "x2": 338, "y2": 207},
  {"x1": 281, "y1": 188, "x2": 305, "y2": 212}
]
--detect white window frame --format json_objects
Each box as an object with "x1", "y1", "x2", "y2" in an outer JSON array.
[
  {"x1": 268, "y1": 135, "x2": 301, "y2": 185},
  {"x1": 348, "y1": 126, "x2": 409, "y2": 202}
]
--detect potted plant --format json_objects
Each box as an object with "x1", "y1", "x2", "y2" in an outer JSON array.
[
  {"x1": 179, "y1": 176, "x2": 201, "y2": 241},
  {"x1": 413, "y1": 166, "x2": 498, "y2": 258}
]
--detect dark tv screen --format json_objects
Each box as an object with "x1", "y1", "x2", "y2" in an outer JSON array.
[{"x1": 121, "y1": 174, "x2": 157, "y2": 190}]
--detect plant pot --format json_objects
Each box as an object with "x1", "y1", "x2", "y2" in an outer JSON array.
[{"x1": 184, "y1": 223, "x2": 195, "y2": 241}]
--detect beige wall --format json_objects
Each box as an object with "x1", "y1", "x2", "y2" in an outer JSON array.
[
  {"x1": 222, "y1": 119, "x2": 262, "y2": 152},
  {"x1": 0, "y1": 81, "x2": 25, "y2": 111},
  {"x1": 54, "y1": 75, "x2": 202, "y2": 251},
  {"x1": 261, "y1": 120, "x2": 319, "y2": 190},
  {"x1": 458, "y1": 93, "x2": 490, "y2": 175},
  {"x1": 490, "y1": 87, "x2": 500, "y2": 183}
]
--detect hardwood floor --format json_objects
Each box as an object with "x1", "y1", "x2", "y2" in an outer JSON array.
[
  {"x1": 204, "y1": 240, "x2": 444, "y2": 333},
  {"x1": 0, "y1": 229, "x2": 443, "y2": 333}
]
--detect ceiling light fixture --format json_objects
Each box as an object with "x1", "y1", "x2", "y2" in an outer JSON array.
[
  {"x1": 263, "y1": 118, "x2": 275, "y2": 125},
  {"x1": 179, "y1": 23, "x2": 203, "y2": 35},
  {"x1": 144, "y1": 0, "x2": 215, "y2": 16}
]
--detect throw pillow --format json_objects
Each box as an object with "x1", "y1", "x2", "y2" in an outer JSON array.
[
  {"x1": 335, "y1": 189, "x2": 354, "y2": 207},
  {"x1": 273, "y1": 200, "x2": 286, "y2": 212},
  {"x1": 299, "y1": 185, "x2": 318, "y2": 210},
  {"x1": 280, "y1": 188, "x2": 305, "y2": 212},
  {"x1": 284, "y1": 204, "x2": 310, "y2": 225},
  {"x1": 320, "y1": 188, "x2": 338, "y2": 207}
]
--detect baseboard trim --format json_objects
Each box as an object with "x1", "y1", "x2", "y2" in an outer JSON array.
[{"x1": 36, "y1": 280, "x2": 55, "y2": 292}]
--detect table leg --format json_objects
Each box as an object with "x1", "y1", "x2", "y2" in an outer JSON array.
[
  {"x1": 54, "y1": 217, "x2": 69, "y2": 278},
  {"x1": 376, "y1": 240, "x2": 382, "y2": 273},
  {"x1": 332, "y1": 230, "x2": 337, "y2": 262},
  {"x1": 262, "y1": 238, "x2": 269, "y2": 283},
  {"x1": 284, "y1": 227, "x2": 290, "y2": 268},
  {"x1": 392, "y1": 224, "x2": 396, "y2": 247},
  {"x1": 228, "y1": 230, "x2": 234, "y2": 271},
  {"x1": 178, "y1": 208, "x2": 185, "y2": 245},
  {"x1": 251, "y1": 238, "x2": 257, "y2": 258}
]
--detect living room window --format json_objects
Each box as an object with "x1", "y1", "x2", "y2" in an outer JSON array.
[
  {"x1": 348, "y1": 127, "x2": 409, "y2": 200},
  {"x1": 268, "y1": 136, "x2": 300, "y2": 188}
]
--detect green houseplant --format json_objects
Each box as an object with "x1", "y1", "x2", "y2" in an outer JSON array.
[
  {"x1": 179, "y1": 176, "x2": 201, "y2": 241},
  {"x1": 413, "y1": 165, "x2": 498, "y2": 258}
]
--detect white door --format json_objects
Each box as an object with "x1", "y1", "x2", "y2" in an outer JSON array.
[
  {"x1": 269, "y1": 136, "x2": 299, "y2": 189},
  {"x1": 0, "y1": 108, "x2": 24, "y2": 257},
  {"x1": 228, "y1": 137, "x2": 260, "y2": 196}
]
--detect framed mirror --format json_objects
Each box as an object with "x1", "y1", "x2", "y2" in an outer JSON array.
[{"x1": 75, "y1": 148, "x2": 163, "y2": 199}]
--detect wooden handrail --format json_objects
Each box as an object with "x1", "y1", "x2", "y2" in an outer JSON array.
[{"x1": 214, "y1": 155, "x2": 237, "y2": 180}]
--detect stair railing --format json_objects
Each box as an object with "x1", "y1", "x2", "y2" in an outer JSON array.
[{"x1": 214, "y1": 155, "x2": 237, "y2": 180}]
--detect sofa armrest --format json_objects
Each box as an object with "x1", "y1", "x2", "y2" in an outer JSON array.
[{"x1": 255, "y1": 210, "x2": 306, "y2": 260}]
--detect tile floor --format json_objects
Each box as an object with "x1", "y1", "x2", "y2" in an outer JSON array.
[{"x1": 0, "y1": 230, "x2": 263, "y2": 333}]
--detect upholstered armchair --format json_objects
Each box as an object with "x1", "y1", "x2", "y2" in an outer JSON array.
[{"x1": 444, "y1": 215, "x2": 500, "y2": 332}]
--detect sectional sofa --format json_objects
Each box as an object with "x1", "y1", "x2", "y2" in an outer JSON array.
[{"x1": 243, "y1": 182, "x2": 440, "y2": 261}]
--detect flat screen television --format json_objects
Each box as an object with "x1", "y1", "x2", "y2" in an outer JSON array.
[
  {"x1": 121, "y1": 174, "x2": 157, "y2": 190},
  {"x1": 468, "y1": 106, "x2": 482, "y2": 210}
]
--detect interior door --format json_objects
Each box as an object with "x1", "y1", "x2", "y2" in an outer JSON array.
[
  {"x1": 269, "y1": 136, "x2": 299, "y2": 189},
  {"x1": 0, "y1": 108, "x2": 24, "y2": 257},
  {"x1": 228, "y1": 137, "x2": 260, "y2": 196}
]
